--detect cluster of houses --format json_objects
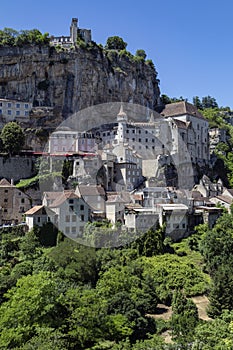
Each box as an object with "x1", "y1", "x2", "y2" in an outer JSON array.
[{"x1": 0, "y1": 101, "x2": 232, "y2": 241}]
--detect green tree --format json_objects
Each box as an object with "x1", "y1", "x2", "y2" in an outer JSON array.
[
  {"x1": 0, "y1": 272, "x2": 66, "y2": 348},
  {"x1": 193, "y1": 96, "x2": 202, "y2": 109},
  {"x1": 135, "y1": 49, "x2": 147, "y2": 60},
  {"x1": 208, "y1": 264, "x2": 233, "y2": 317},
  {"x1": 171, "y1": 290, "x2": 198, "y2": 345},
  {"x1": 202, "y1": 95, "x2": 218, "y2": 109},
  {"x1": 105, "y1": 36, "x2": 127, "y2": 50},
  {"x1": 1, "y1": 122, "x2": 25, "y2": 154},
  {"x1": 0, "y1": 28, "x2": 18, "y2": 46}
]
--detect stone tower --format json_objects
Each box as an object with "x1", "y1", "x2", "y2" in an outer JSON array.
[
  {"x1": 117, "y1": 105, "x2": 128, "y2": 142},
  {"x1": 70, "y1": 18, "x2": 78, "y2": 44}
]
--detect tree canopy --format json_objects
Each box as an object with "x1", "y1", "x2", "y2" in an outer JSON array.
[
  {"x1": 105, "y1": 36, "x2": 127, "y2": 50},
  {"x1": 0, "y1": 27, "x2": 50, "y2": 46},
  {"x1": 1, "y1": 121, "x2": 25, "y2": 154}
]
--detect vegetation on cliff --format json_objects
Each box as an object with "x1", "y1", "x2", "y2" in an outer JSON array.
[{"x1": 0, "y1": 28, "x2": 50, "y2": 46}]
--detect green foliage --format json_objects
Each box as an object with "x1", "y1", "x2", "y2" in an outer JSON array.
[
  {"x1": 131, "y1": 226, "x2": 165, "y2": 257},
  {"x1": 193, "y1": 311, "x2": 233, "y2": 349},
  {"x1": 160, "y1": 94, "x2": 187, "y2": 105},
  {"x1": 0, "y1": 272, "x2": 65, "y2": 348},
  {"x1": 145, "y1": 59, "x2": 155, "y2": 70},
  {"x1": 105, "y1": 36, "x2": 127, "y2": 50},
  {"x1": 135, "y1": 49, "x2": 147, "y2": 60},
  {"x1": 142, "y1": 254, "x2": 210, "y2": 303},
  {"x1": 1, "y1": 122, "x2": 25, "y2": 154},
  {"x1": 0, "y1": 27, "x2": 50, "y2": 46},
  {"x1": 199, "y1": 212, "x2": 233, "y2": 317},
  {"x1": 16, "y1": 172, "x2": 62, "y2": 190},
  {"x1": 171, "y1": 290, "x2": 198, "y2": 345},
  {"x1": 48, "y1": 238, "x2": 98, "y2": 286},
  {"x1": 200, "y1": 212, "x2": 233, "y2": 274}
]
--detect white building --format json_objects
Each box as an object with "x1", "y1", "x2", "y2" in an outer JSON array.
[
  {"x1": 25, "y1": 205, "x2": 57, "y2": 231},
  {"x1": 0, "y1": 99, "x2": 32, "y2": 125},
  {"x1": 124, "y1": 207, "x2": 159, "y2": 233},
  {"x1": 156, "y1": 203, "x2": 189, "y2": 240},
  {"x1": 160, "y1": 101, "x2": 209, "y2": 165},
  {"x1": 105, "y1": 193, "x2": 126, "y2": 224},
  {"x1": 49, "y1": 190, "x2": 90, "y2": 237},
  {"x1": 48, "y1": 128, "x2": 96, "y2": 154}
]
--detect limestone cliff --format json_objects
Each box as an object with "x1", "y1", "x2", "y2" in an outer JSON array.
[{"x1": 0, "y1": 44, "x2": 161, "y2": 123}]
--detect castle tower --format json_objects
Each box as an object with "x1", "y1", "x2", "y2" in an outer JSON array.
[{"x1": 70, "y1": 18, "x2": 78, "y2": 44}]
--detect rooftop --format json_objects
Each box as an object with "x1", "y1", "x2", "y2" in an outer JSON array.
[{"x1": 160, "y1": 101, "x2": 206, "y2": 120}]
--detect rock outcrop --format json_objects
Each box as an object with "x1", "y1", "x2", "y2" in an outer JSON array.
[{"x1": 0, "y1": 44, "x2": 161, "y2": 123}]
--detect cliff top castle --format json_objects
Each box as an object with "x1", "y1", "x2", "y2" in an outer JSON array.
[{"x1": 50, "y1": 18, "x2": 92, "y2": 47}]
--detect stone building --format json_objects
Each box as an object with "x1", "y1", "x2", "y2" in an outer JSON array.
[
  {"x1": 0, "y1": 98, "x2": 32, "y2": 126},
  {"x1": 160, "y1": 101, "x2": 209, "y2": 165},
  {"x1": 0, "y1": 178, "x2": 31, "y2": 224},
  {"x1": 48, "y1": 128, "x2": 96, "y2": 154},
  {"x1": 25, "y1": 205, "x2": 57, "y2": 231},
  {"x1": 50, "y1": 18, "x2": 92, "y2": 47},
  {"x1": 49, "y1": 190, "x2": 90, "y2": 237}
]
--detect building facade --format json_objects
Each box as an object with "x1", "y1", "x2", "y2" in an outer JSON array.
[
  {"x1": 50, "y1": 18, "x2": 92, "y2": 47},
  {"x1": 0, "y1": 99, "x2": 32, "y2": 125}
]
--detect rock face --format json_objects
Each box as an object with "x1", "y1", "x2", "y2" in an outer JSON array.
[{"x1": 0, "y1": 45, "x2": 161, "y2": 121}]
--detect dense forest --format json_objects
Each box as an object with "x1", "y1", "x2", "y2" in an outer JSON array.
[{"x1": 0, "y1": 206, "x2": 233, "y2": 349}]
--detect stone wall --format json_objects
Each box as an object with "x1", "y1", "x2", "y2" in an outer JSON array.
[{"x1": 0, "y1": 156, "x2": 36, "y2": 182}]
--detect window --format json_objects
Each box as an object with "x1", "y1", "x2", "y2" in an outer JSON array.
[
  {"x1": 0, "y1": 102, "x2": 2, "y2": 106},
  {"x1": 65, "y1": 215, "x2": 70, "y2": 222},
  {"x1": 145, "y1": 138, "x2": 148, "y2": 142},
  {"x1": 16, "y1": 103, "x2": 20, "y2": 108},
  {"x1": 72, "y1": 215, "x2": 76, "y2": 222},
  {"x1": 0, "y1": 110, "x2": 2, "y2": 115},
  {"x1": 25, "y1": 111, "x2": 29, "y2": 116},
  {"x1": 81, "y1": 214, "x2": 85, "y2": 221},
  {"x1": 65, "y1": 227, "x2": 70, "y2": 234},
  {"x1": 4, "y1": 209, "x2": 7, "y2": 213},
  {"x1": 25, "y1": 104, "x2": 29, "y2": 108},
  {"x1": 139, "y1": 138, "x2": 141, "y2": 142},
  {"x1": 72, "y1": 226, "x2": 76, "y2": 234},
  {"x1": 21, "y1": 198, "x2": 25, "y2": 203},
  {"x1": 16, "y1": 110, "x2": 20, "y2": 116},
  {"x1": 80, "y1": 205, "x2": 84, "y2": 210},
  {"x1": 8, "y1": 110, "x2": 11, "y2": 115},
  {"x1": 37, "y1": 217, "x2": 41, "y2": 223},
  {"x1": 8, "y1": 102, "x2": 11, "y2": 107},
  {"x1": 4, "y1": 190, "x2": 8, "y2": 193},
  {"x1": 4, "y1": 198, "x2": 8, "y2": 203},
  {"x1": 69, "y1": 199, "x2": 74, "y2": 204}
]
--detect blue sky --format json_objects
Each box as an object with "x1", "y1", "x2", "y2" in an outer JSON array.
[{"x1": 0, "y1": 0, "x2": 233, "y2": 108}]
